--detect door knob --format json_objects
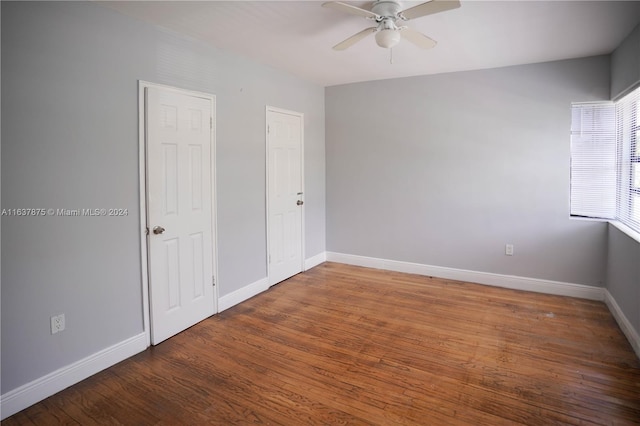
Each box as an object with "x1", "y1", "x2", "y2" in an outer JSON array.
[
  {"x1": 153, "y1": 226, "x2": 165, "y2": 235},
  {"x1": 297, "y1": 200, "x2": 304, "y2": 206}
]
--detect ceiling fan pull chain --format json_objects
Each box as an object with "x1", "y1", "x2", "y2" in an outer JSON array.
[{"x1": 390, "y1": 48, "x2": 393, "y2": 65}]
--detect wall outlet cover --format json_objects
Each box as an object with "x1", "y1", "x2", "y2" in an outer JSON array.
[
  {"x1": 51, "y1": 314, "x2": 65, "y2": 334},
  {"x1": 505, "y1": 244, "x2": 514, "y2": 256}
]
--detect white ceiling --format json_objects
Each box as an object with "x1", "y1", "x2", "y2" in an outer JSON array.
[{"x1": 101, "y1": 1, "x2": 640, "y2": 87}]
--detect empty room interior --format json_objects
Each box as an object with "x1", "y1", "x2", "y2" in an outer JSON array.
[{"x1": 2, "y1": 0, "x2": 640, "y2": 424}]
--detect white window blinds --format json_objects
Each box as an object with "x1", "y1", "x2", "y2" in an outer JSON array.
[
  {"x1": 570, "y1": 103, "x2": 616, "y2": 219},
  {"x1": 616, "y1": 86, "x2": 640, "y2": 231},
  {"x1": 570, "y1": 85, "x2": 640, "y2": 234}
]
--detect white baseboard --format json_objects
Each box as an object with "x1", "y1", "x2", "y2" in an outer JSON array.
[
  {"x1": 1, "y1": 332, "x2": 147, "y2": 420},
  {"x1": 305, "y1": 252, "x2": 327, "y2": 270},
  {"x1": 326, "y1": 252, "x2": 605, "y2": 301},
  {"x1": 218, "y1": 277, "x2": 270, "y2": 312},
  {"x1": 604, "y1": 289, "x2": 640, "y2": 359}
]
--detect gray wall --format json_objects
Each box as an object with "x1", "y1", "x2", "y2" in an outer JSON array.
[
  {"x1": 606, "y1": 225, "x2": 640, "y2": 337},
  {"x1": 607, "y1": 23, "x2": 640, "y2": 341},
  {"x1": 611, "y1": 23, "x2": 640, "y2": 100},
  {"x1": 1, "y1": 1, "x2": 325, "y2": 394},
  {"x1": 326, "y1": 56, "x2": 610, "y2": 286}
]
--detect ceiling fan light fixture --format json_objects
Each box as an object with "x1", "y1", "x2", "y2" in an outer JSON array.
[{"x1": 375, "y1": 29, "x2": 401, "y2": 48}]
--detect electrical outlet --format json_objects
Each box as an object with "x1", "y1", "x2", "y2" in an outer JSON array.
[
  {"x1": 51, "y1": 314, "x2": 65, "y2": 334},
  {"x1": 505, "y1": 244, "x2": 514, "y2": 256}
]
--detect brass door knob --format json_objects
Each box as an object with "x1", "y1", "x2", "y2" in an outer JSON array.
[
  {"x1": 153, "y1": 226, "x2": 166, "y2": 235},
  {"x1": 297, "y1": 200, "x2": 304, "y2": 206}
]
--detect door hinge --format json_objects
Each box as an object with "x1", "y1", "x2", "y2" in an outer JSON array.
[
  {"x1": 212, "y1": 276, "x2": 216, "y2": 287},
  {"x1": 210, "y1": 116, "x2": 213, "y2": 129},
  {"x1": 267, "y1": 125, "x2": 270, "y2": 134}
]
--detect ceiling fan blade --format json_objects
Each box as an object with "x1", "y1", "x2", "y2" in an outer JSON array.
[
  {"x1": 399, "y1": 27, "x2": 437, "y2": 49},
  {"x1": 332, "y1": 27, "x2": 377, "y2": 50},
  {"x1": 399, "y1": 0, "x2": 460, "y2": 21},
  {"x1": 322, "y1": 2, "x2": 380, "y2": 20}
]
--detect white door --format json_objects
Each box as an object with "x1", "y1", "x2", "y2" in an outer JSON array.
[
  {"x1": 146, "y1": 86, "x2": 216, "y2": 345},
  {"x1": 267, "y1": 108, "x2": 304, "y2": 286}
]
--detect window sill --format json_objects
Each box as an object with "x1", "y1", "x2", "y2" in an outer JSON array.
[
  {"x1": 609, "y1": 220, "x2": 640, "y2": 244},
  {"x1": 570, "y1": 216, "x2": 610, "y2": 223}
]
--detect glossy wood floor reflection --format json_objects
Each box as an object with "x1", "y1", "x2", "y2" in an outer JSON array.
[{"x1": 4, "y1": 262, "x2": 640, "y2": 425}]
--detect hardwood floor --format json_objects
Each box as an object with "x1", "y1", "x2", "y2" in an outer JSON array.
[{"x1": 4, "y1": 262, "x2": 640, "y2": 425}]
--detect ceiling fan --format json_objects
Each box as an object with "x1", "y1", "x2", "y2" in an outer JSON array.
[{"x1": 322, "y1": 0, "x2": 461, "y2": 51}]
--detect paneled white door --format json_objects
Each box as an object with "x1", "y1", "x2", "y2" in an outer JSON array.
[
  {"x1": 267, "y1": 108, "x2": 304, "y2": 286},
  {"x1": 146, "y1": 86, "x2": 216, "y2": 345}
]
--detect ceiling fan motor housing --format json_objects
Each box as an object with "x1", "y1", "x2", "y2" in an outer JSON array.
[{"x1": 371, "y1": 0, "x2": 403, "y2": 20}]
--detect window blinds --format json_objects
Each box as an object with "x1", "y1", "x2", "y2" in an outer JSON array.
[
  {"x1": 570, "y1": 86, "x2": 640, "y2": 234},
  {"x1": 616, "y1": 86, "x2": 640, "y2": 232},
  {"x1": 570, "y1": 103, "x2": 616, "y2": 219}
]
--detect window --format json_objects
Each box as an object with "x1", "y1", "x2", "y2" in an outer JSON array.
[
  {"x1": 616, "y1": 86, "x2": 640, "y2": 230},
  {"x1": 570, "y1": 86, "x2": 640, "y2": 234},
  {"x1": 570, "y1": 102, "x2": 616, "y2": 219}
]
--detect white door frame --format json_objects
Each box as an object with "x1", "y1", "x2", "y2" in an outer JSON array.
[
  {"x1": 138, "y1": 81, "x2": 219, "y2": 346},
  {"x1": 265, "y1": 106, "x2": 305, "y2": 284}
]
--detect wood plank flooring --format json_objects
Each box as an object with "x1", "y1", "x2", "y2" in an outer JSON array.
[{"x1": 4, "y1": 262, "x2": 640, "y2": 425}]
